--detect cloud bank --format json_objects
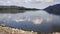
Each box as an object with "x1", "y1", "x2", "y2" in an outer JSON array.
[{"x1": 0, "y1": 0, "x2": 54, "y2": 5}]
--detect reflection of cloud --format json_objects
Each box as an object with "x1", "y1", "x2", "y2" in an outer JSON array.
[
  {"x1": 32, "y1": 18, "x2": 43, "y2": 25},
  {"x1": 14, "y1": 19, "x2": 25, "y2": 22},
  {"x1": 12, "y1": 16, "x2": 26, "y2": 22},
  {"x1": 46, "y1": 17, "x2": 52, "y2": 22},
  {"x1": 13, "y1": 18, "x2": 25, "y2": 22}
]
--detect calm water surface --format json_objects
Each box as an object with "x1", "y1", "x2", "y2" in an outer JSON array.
[{"x1": 0, "y1": 10, "x2": 60, "y2": 32}]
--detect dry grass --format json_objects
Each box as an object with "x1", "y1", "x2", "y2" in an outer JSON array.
[
  {"x1": 0, "y1": 26, "x2": 60, "y2": 34},
  {"x1": 0, "y1": 26, "x2": 37, "y2": 34},
  {"x1": 53, "y1": 32, "x2": 60, "y2": 34}
]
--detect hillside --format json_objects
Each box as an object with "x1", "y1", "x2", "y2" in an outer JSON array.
[
  {"x1": 44, "y1": 4, "x2": 60, "y2": 15},
  {"x1": 0, "y1": 6, "x2": 39, "y2": 13}
]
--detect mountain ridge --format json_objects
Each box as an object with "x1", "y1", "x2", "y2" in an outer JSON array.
[{"x1": 44, "y1": 4, "x2": 60, "y2": 15}]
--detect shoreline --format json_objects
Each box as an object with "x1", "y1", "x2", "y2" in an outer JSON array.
[{"x1": 0, "y1": 26, "x2": 37, "y2": 34}]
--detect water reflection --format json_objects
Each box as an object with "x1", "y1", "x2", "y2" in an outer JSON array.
[{"x1": 0, "y1": 10, "x2": 60, "y2": 32}]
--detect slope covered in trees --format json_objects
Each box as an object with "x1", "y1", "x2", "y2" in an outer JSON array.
[
  {"x1": 0, "y1": 6, "x2": 39, "y2": 13},
  {"x1": 44, "y1": 4, "x2": 60, "y2": 15}
]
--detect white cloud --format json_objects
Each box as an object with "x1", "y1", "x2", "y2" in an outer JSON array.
[
  {"x1": 23, "y1": 0, "x2": 53, "y2": 3},
  {"x1": 0, "y1": 0, "x2": 56, "y2": 9},
  {"x1": 45, "y1": 0, "x2": 53, "y2": 2},
  {"x1": 0, "y1": 0, "x2": 54, "y2": 4}
]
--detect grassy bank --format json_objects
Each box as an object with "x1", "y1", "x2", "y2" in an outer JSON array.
[{"x1": 0, "y1": 26, "x2": 37, "y2": 34}]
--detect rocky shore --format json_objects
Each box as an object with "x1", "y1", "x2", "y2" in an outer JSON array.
[{"x1": 0, "y1": 26, "x2": 37, "y2": 34}]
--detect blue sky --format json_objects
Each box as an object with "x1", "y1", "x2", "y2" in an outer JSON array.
[{"x1": 0, "y1": 0, "x2": 60, "y2": 9}]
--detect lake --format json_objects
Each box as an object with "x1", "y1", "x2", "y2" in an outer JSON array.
[{"x1": 0, "y1": 10, "x2": 60, "y2": 32}]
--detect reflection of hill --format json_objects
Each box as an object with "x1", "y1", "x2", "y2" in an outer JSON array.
[
  {"x1": 44, "y1": 4, "x2": 60, "y2": 15},
  {"x1": 0, "y1": 6, "x2": 39, "y2": 13}
]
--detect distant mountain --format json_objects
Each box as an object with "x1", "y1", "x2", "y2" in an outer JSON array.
[
  {"x1": 0, "y1": 6, "x2": 39, "y2": 13},
  {"x1": 44, "y1": 4, "x2": 60, "y2": 15}
]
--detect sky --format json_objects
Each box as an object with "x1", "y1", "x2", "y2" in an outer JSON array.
[{"x1": 0, "y1": 0, "x2": 60, "y2": 9}]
